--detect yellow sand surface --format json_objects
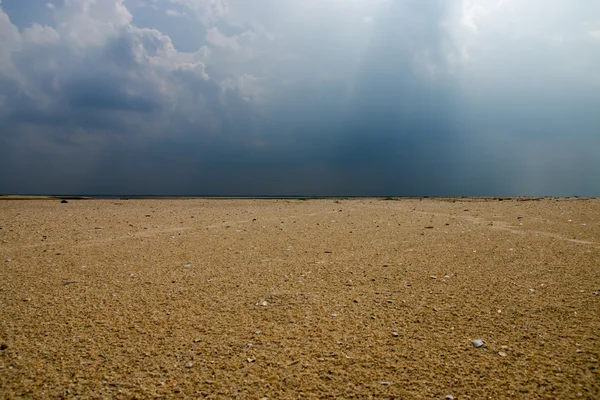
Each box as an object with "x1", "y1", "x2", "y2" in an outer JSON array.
[{"x1": 1, "y1": 198, "x2": 599, "y2": 399}]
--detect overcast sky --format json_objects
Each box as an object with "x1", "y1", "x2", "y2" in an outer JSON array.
[{"x1": 0, "y1": 0, "x2": 599, "y2": 196}]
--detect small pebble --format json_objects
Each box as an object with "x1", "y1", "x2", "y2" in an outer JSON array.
[
  {"x1": 392, "y1": 331, "x2": 399, "y2": 337},
  {"x1": 0, "y1": 343, "x2": 7, "y2": 350},
  {"x1": 472, "y1": 339, "x2": 485, "y2": 348},
  {"x1": 498, "y1": 351, "x2": 507, "y2": 357},
  {"x1": 379, "y1": 381, "x2": 391, "y2": 386},
  {"x1": 185, "y1": 361, "x2": 194, "y2": 368},
  {"x1": 330, "y1": 313, "x2": 337, "y2": 317},
  {"x1": 446, "y1": 396, "x2": 455, "y2": 400}
]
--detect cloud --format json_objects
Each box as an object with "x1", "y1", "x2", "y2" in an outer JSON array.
[
  {"x1": 205, "y1": 26, "x2": 242, "y2": 52},
  {"x1": 0, "y1": 1, "x2": 252, "y2": 172},
  {"x1": 0, "y1": 0, "x2": 599, "y2": 196},
  {"x1": 167, "y1": 0, "x2": 228, "y2": 24},
  {"x1": 460, "y1": 2, "x2": 489, "y2": 33},
  {"x1": 22, "y1": 23, "x2": 59, "y2": 44}
]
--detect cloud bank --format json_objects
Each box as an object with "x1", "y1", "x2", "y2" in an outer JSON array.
[{"x1": 0, "y1": 0, "x2": 599, "y2": 196}]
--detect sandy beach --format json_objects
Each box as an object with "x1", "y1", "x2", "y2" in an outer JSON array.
[{"x1": 1, "y1": 198, "x2": 599, "y2": 399}]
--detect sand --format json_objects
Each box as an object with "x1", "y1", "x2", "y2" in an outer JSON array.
[{"x1": 0, "y1": 197, "x2": 599, "y2": 399}]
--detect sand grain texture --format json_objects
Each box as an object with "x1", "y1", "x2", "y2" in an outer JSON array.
[{"x1": 1, "y1": 198, "x2": 599, "y2": 399}]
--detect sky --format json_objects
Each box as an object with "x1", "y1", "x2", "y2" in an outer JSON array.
[{"x1": 0, "y1": 0, "x2": 599, "y2": 196}]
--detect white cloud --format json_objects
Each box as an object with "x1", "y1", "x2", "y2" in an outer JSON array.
[
  {"x1": 460, "y1": 2, "x2": 490, "y2": 33},
  {"x1": 168, "y1": 0, "x2": 229, "y2": 24},
  {"x1": 22, "y1": 23, "x2": 60, "y2": 44},
  {"x1": 362, "y1": 16, "x2": 374, "y2": 24},
  {"x1": 51, "y1": 0, "x2": 133, "y2": 46},
  {"x1": 205, "y1": 27, "x2": 242, "y2": 52},
  {"x1": 590, "y1": 30, "x2": 600, "y2": 41},
  {"x1": 46, "y1": 2, "x2": 55, "y2": 10},
  {"x1": 0, "y1": 0, "x2": 257, "y2": 146}
]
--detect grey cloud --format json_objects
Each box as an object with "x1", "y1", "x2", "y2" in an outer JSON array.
[{"x1": 64, "y1": 76, "x2": 160, "y2": 112}]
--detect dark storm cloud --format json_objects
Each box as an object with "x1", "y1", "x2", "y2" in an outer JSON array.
[{"x1": 64, "y1": 76, "x2": 160, "y2": 112}]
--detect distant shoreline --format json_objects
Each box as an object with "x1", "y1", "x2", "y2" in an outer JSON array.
[
  {"x1": 0, "y1": 195, "x2": 592, "y2": 201},
  {"x1": 0, "y1": 195, "x2": 92, "y2": 200}
]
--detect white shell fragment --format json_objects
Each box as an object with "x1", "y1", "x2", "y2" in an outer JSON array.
[{"x1": 472, "y1": 339, "x2": 485, "y2": 348}]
